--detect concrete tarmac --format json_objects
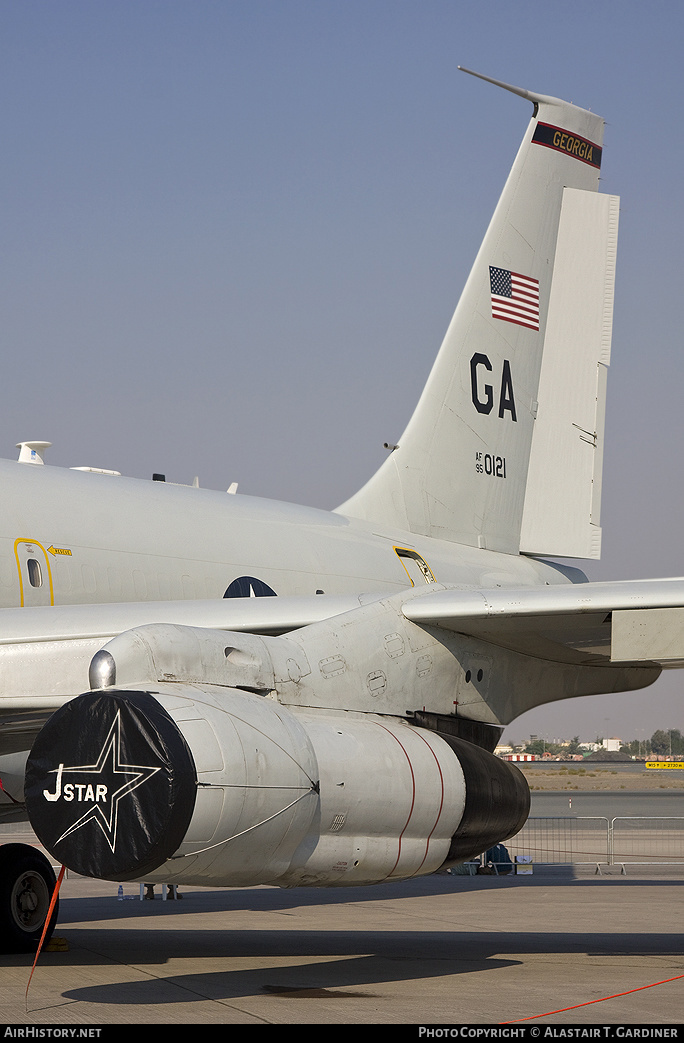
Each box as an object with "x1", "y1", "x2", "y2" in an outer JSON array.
[{"x1": 1, "y1": 867, "x2": 683, "y2": 1027}]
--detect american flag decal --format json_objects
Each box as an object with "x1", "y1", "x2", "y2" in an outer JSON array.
[{"x1": 489, "y1": 266, "x2": 540, "y2": 331}]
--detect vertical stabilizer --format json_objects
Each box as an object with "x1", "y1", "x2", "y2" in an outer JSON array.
[{"x1": 336, "y1": 71, "x2": 610, "y2": 555}]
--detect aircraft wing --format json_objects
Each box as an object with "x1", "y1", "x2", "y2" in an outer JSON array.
[
  {"x1": 4, "y1": 578, "x2": 683, "y2": 736},
  {"x1": 4, "y1": 578, "x2": 683, "y2": 745},
  {"x1": 402, "y1": 578, "x2": 684, "y2": 668},
  {"x1": 4, "y1": 577, "x2": 683, "y2": 829},
  {"x1": 0, "y1": 593, "x2": 369, "y2": 754},
  {"x1": 5, "y1": 577, "x2": 684, "y2": 816},
  {"x1": 0, "y1": 592, "x2": 377, "y2": 823}
]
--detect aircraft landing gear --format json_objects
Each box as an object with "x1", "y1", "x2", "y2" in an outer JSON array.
[{"x1": 0, "y1": 844, "x2": 59, "y2": 953}]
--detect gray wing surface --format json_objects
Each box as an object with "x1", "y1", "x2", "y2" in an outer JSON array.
[
  {"x1": 0, "y1": 593, "x2": 370, "y2": 823},
  {"x1": 0, "y1": 593, "x2": 365, "y2": 751},
  {"x1": 402, "y1": 579, "x2": 684, "y2": 667}
]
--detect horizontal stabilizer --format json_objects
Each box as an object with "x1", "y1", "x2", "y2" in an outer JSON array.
[{"x1": 402, "y1": 579, "x2": 684, "y2": 667}]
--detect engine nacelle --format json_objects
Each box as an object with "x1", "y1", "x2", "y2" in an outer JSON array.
[{"x1": 25, "y1": 684, "x2": 528, "y2": 887}]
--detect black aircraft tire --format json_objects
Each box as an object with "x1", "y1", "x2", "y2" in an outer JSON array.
[{"x1": 0, "y1": 845, "x2": 59, "y2": 953}]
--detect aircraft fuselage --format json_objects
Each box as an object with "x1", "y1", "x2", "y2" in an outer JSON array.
[{"x1": 0, "y1": 458, "x2": 581, "y2": 611}]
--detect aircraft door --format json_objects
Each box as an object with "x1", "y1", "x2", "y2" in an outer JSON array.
[
  {"x1": 395, "y1": 547, "x2": 436, "y2": 587},
  {"x1": 14, "y1": 540, "x2": 53, "y2": 607}
]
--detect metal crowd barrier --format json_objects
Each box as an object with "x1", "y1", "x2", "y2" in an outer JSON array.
[
  {"x1": 4, "y1": 818, "x2": 684, "y2": 876},
  {"x1": 505, "y1": 816, "x2": 684, "y2": 872},
  {"x1": 507, "y1": 816, "x2": 610, "y2": 869},
  {"x1": 610, "y1": 816, "x2": 684, "y2": 869}
]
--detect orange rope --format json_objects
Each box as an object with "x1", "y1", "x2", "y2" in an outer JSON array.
[
  {"x1": 0, "y1": 776, "x2": 24, "y2": 806},
  {"x1": 502, "y1": 972, "x2": 684, "y2": 1022},
  {"x1": 25, "y1": 863, "x2": 65, "y2": 1011}
]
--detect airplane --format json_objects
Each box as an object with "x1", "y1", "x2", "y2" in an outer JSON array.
[{"x1": 2, "y1": 67, "x2": 683, "y2": 953}]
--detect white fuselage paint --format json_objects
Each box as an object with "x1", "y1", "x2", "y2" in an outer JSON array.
[{"x1": 0, "y1": 459, "x2": 580, "y2": 612}]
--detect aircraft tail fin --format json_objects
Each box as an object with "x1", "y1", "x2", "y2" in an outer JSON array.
[{"x1": 336, "y1": 70, "x2": 618, "y2": 558}]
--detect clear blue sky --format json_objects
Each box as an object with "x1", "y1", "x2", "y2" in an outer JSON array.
[{"x1": 1, "y1": 1, "x2": 683, "y2": 741}]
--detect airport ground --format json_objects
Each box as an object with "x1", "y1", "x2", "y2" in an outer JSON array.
[
  {"x1": 0, "y1": 766, "x2": 681, "y2": 1029},
  {"x1": 520, "y1": 762, "x2": 684, "y2": 793}
]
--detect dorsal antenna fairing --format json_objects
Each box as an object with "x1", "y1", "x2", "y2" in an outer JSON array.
[{"x1": 17, "y1": 441, "x2": 51, "y2": 465}]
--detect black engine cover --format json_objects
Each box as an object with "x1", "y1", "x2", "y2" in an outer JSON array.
[{"x1": 25, "y1": 691, "x2": 197, "y2": 881}]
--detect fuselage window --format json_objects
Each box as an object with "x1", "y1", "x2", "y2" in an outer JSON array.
[{"x1": 27, "y1": 558, "x2": 43, "y2": 588}]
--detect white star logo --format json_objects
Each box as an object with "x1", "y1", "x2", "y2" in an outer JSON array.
[{"x1": 42, "y1": 710, "x2": 161, "y2": 852}]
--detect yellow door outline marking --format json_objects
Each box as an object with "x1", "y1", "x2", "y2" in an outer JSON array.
[
  {"x1": 14, "y1": 538, "x2": 55, "y2": 606},
  {"x1": 394, "y1": 547, "x2": 436, "y2": 586}
]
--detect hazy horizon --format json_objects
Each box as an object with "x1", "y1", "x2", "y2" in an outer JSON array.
[{"x1": 2, "y1": 2, "x2": 683, "y2": 739}]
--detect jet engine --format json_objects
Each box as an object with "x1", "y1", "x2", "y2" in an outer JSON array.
[{"x1": 25, "y1": 679, "x2": 529, "y2": 888}]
